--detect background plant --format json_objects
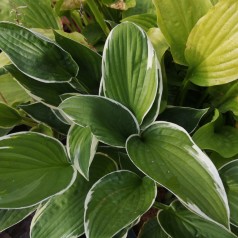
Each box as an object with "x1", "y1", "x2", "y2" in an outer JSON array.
[{"x1": 0, "y1": 0, "x2": 237, "y2": 237}]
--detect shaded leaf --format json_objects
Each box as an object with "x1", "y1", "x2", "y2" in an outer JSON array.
[
  {"x1": 219, "y1": 160, "x2": 238, "y2": 226},
  {"x1": 102, "y1": 22, "x2": 159, "y2": 124},
  {"x1": 84, "y1": 171, "x2": 156, "y2": 238},
  {"x1": 158, "y1": 106, "x2": 208, "y2": 133},
  {"x1": 158, "y1": 201, "x2": 236, "y2": 238},
  {"x1": 30, "y1": 153, "x2": 117, "y2": 238},
  {"x1": 59, "y1": 95, "x2": 139, "y2": 147},
  {"x1": 127, "y1": 122, "x2": 229, "y2": 227},
  {"x1": 0, "y1": 22, "x2": 78, "y2": 83},
  {"x1": 67, "y1": 124, "x2": 98, "y2": 179},
  {"x1": 185, "y1": 0, "x2": 238, "y2": 86},
  {"x1": 0, "y1": 132, "x2": 76, "y2": 208},
  {"x1": 0, "y1": 102, "x2": 22, "y2": 128},
  {"x1": 153, "y1": 0, "x2": 211, "y2": 65},
  {"x1": 193, "y1": 109, "x2": 238, "y2": 158}
]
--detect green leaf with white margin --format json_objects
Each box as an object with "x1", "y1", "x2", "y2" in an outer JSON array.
[
  {"x1": 0, "y1": 132, "x2": 76, "y2": 208},
  {"x1": 30, "y1": 153, "x2": 117, "y2": 238},
  {"x1": 153, "y1": 0, "x2": 212, "y2": 65},
  {"x1": 0, "y1": 22, "x2": 78, "y2": 83},
  {"x1": 219, "y1": 160, "x2": 238, "y2": 227},
  {"x1": 67, "y1": 124, "x2": 98, "y2": 180},
  {"x1": 126, "y1": 122, "x2": 229, "y2": 228},
  {"x1": 0, "y1": 102, "x2": 22, "y2": 128},
  {"x1": 102, "y1": 22, "x2": 158, "y2": 125},
  {"x1": 158, "y1": 200, "x2": 236, "y2": 238},
  {"x1": 138, "y1": 218, "x2": 170, "y2": 238},
  {"x1": 10, "y1": 0, "x2": 61, "y2": 29},
  {"x1": 0, "y1": 206, "x2": 37, "y2": 232},
  {"x1": 193, "y1": 109, "x2": 238, "y2": 158},
  {"x1": 158, "y1": 106, "x2": 208, "y2": 134},
  {"x1": 59, "y1": 95, "x2": 139, "y2": 147},
  {"x1": 0, "y1": 73, "x2": 31, "y2": 105},
  {"x1": 185, "y1": 0, "x2": 238, "y2": 86},
  {"x1": 84, "y1": 171, "x2": 156, "y2": 238},
  {"x1": 121, "y1": 14, "x2": 157, "y2": 32}
]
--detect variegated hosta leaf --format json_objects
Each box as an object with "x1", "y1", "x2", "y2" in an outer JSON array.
[
  {"x1": 102, "y1": 22, "x2": 159, "y2": 124},
  {"x1": 219, "y1": 160, "x2": 238, "y2": 227},
  {"x1": 67, "y1": 124, "x2": 98, "y2": 179},
  {"x1": 158, "y1": 201, "x2": 236, "y2": 238},
  {"x1": 59, "y1": 95, "x2": 139, "y2": 147},
  {"x1": 84, "y1": 171, "x2": 156, "y2": 238},
  {"x1": 185, "y1": 0, "x2": 238, "y2": 86},
  {"x1": 153, "y1": 0, "x2": 212, "y2": 65},
  {"x1": 126, "y1": 122, "x2": 229, "y2": 227},
  {"x1": 0, "y1": 132, "x2": 76, "y2": 208},
  {"x1": 0, "y1": 22, "x2": 78, "y2": 83},
  {"x1": 30, "y1": 154, "x2": 117, "y2": 238}
]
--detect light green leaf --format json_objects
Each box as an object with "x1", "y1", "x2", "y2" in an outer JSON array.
[
  {"x1": 153, "y1": 0, "x2": 211, "y2": 65},
  {"x1": 0, "y1": 206, "x2": 36, "y2": 232},
  {"x1": 102, "y1": 22, "x2": 159, "y2": 124},
  {"x1": 101, "y1": 0, "x2": 136, "y2": 10},
  {"x1": 84, "y1": 171, "x2": 156, "y2": 238},
  {"x1": 0, "y1": 0, "x2": 12, "y2": 21},
  {"x1": 121, "y1": 14, "x2": 157, "y2": 32},
  {"x1": 158, "y1": 201, "x2": 236, "y2": 238},
  {"x1": 0, "y1": 102, "x2": 22, "y2": 128},
  {"x1": 59, "y1": 95, "x2": 139, "y2": 147},
  {"x1": 0, "y1": 132, "x2": 76, "y2": 208},
  {"x1": 220, "y1": 160, "x2": 238, "y2": 227},
  {"x1": 20, "y1": 102, "x2": 70, "y2": 134},
  {"x1": 10, "y1": 0, "x2": 61, "y2": 29},
  {"x1": 185, "y1": 0, "x2": 238, "y2": 86},
  {"x1": 158, "y1": 106, "x2": 208, "y2": 133},
  {"x1": 147, "y1": 28, "x2": 169, "y2": 63},
  {"x1": 193, "y1": 109, "x2": 238, "y2": 158},
  {"x1": 0, "y1": 73, "x2": 31, "y2": 105},
  {"x1": 126, "y1": 122, "x2": 229, "y2": 227},
  {"x1": 30, "y1": 153, "x2": 117, "y2": 238},
  {"x1": 54, "y1": 30, "x2": 102, "y2": 94},
  {"x1": 138, "y1": 218, "x2": 170, "y2": 238},
  {"x1": 0, "y1": 52, "x2": 11, "y2": 68},
  {"x1": 210, "y1": 0, "x2": 219, "y2": 5},
  {"x1": 0, "y1": 22, "x2": 78, "y2": 83},
  {"x1": 6, "y1": 64, "x2": 76, "y2": 106},
  {"x1": 67, "y1": 124, "x2": 98, "y2": 179}
]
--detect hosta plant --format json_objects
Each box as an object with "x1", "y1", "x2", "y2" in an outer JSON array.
[{"x1": 0, "y1": 0, "x2": 238, "y2": 237}]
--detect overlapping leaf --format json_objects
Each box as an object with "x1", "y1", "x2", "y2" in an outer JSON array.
[
  {"x1": 60, "y1": 95, "x2": 139, "y2": 147},
  {"x1": 0, "y1": 22, "x2": 78, "y2": 82},
  {"x1": 127, "y1": 122, "x2": 229, "y2": 227},
  {"x1": 0, "y1": 132, "x2": 76, "y2": 208},
  {"x1": 185, "y1": 0, "x2": 238, "y2": 86},
  {"x1": 84, "y1": 171, "x2": 156, "y2": 238},
  {"x1": 102, "y1": 22, "x2": 159, "y2": 124}
]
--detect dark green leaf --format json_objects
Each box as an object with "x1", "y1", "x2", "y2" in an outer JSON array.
[
  {"x1": 84, "y1": 171, "x2": 156, "y2": 238},
  {"x1": 0, "y1": 132, "x2": 76, "y2": 208},
  {"x1": 0, "y1": 22, "x2": 78, "y2": 83},
  {"x1": 127, "y1": 122, "x2": 229, "y2": 227},
  {"x1": 59, "y1": 95, "x2": 139, "y2": 147}
]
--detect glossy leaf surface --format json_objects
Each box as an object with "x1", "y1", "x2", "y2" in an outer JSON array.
[
  {"x1": 193, "y1": 109, "x2": 238, "y2": 158},
  {"x1": 102, "y1": 22, "x2": 158, "y2": 124},
  {"x1": 220, "y1": 160, "x2": 238, "y2": 226},
  {"x1": 0, "y1": 132, "x2": 76, "y2": 208},
  {"x1": 67, "y1": 125, "x2": 98, "y2": 179},
  {"x1": 0, "y1": 102, "x2": 22, "y2": 128},
  {"x1": 185, "y1": 0, "x2": 238, "y2": 86},
  {"x1": 153, "y1": 0, "x2": 211, "y2": 65},
  {"x1": 60, "y1": 95, "x2": 139, "y2": 147},
  {"x1": 127, "y1": 122, "x2": 229, "y2": 227},
  {"x1": 85, "y1": 171, "x2": 156, "y2": 238},
  {"x1": 30, "y1": 153, "x2": 117, "y2": 238},
  {"x1": 158, "y1": 201, "x2": 236, "y2": 238},
  {"x1": 0, "y1": 22, "x2": 78, "y2": 83}
]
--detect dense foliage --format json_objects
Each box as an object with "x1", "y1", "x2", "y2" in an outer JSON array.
[{"x1": 0, "y1": 0, "x2": 237, "y2": 237}]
